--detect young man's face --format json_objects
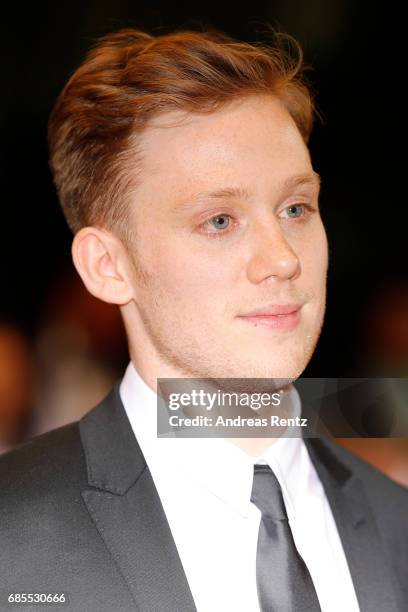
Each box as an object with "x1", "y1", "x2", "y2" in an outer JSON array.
[{"x1": 123, "y1": 94, "x2": 328, "y2": 380}]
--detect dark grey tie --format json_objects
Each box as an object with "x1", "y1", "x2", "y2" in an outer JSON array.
[{"x1": 251, "y1": 464, "x2": 321, "y2": 612}]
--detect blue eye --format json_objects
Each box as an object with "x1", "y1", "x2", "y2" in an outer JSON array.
[
  {"x1": 209, "y1": 214, "x2": 231, "y2": 230},
  {"x1": 285, "y1": 204, "x2": 305, "y2": 218}
]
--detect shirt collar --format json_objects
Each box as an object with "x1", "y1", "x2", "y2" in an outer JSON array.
[{"x1": 120, "y1": 361, "x2": 305, "y2": 519}]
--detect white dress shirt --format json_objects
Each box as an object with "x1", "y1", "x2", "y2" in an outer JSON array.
[{"x1": 120, "y1": 361, "x2": 360, "y2": 612}]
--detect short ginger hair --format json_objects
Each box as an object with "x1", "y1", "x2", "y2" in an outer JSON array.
[{"x1": 48, "y1": 27, "x2": 315, "y2": 243}]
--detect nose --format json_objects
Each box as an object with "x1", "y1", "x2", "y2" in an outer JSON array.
[{"x1": 246, "y1": 221, "x2": 301, "y2": 284}]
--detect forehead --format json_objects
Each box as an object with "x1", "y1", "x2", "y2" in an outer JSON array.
[{"x1": 134, "y1": 95, "x2": 312, "y2": 202}]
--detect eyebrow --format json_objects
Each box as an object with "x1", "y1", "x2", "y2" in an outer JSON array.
[{"x1": 176, "y1": 172, "x2": 321, "y2": 209}]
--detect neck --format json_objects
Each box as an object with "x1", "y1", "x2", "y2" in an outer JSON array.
[{"x1": 127, "y1": 352, "x2": 295, "y2": 458}]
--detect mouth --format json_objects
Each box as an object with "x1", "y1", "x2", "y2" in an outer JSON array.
[{"x1": 236, "y1": 304, "x2": 302, "y2": 331}]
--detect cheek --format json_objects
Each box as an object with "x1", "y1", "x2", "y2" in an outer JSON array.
[
  {"x1": 145, "y1": 238, "x2": 234, "y2": 299},
  {"x1": 299, "y1": 224, "x2": 328, "y2": 287}
]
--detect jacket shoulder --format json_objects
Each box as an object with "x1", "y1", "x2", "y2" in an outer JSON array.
[
  {"x1": 0, "y1": 422, "x2": 87, "y2": 502},
  {"x1": 332, "y1": 440, "x2": 408, "y2": 490},
  {"x1": 327, "y1": 439, "x2": 408, "y2": 526}
]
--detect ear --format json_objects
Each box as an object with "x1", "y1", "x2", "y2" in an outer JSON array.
[{"x1": 71, "y1": 227, "x2": 133, "y2": 305}]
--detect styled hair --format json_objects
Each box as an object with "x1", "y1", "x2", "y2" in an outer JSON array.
[{"x1": 48, "y1": 27, "x2": 316, "y2": 243}]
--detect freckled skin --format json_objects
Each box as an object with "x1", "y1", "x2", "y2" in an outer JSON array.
[{"x1": 120, "y1": 95, "x2": 329, "y2": 388}]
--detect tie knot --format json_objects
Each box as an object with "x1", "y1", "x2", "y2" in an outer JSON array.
[{"x1": 250, "y1": 464, "x2": 287, "y2": 521}]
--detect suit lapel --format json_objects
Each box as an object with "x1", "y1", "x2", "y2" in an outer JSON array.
[
  {"x1": 304, "y1": 436, "x2": 403, "y2": 612},
  {"x1": 79, "y1": 384, "x2": 197, "y2": 612}
]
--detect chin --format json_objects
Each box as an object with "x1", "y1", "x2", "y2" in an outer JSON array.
[
  {"x1": 219, "y1": 354, "x2": 308, "y2": 382},
  {"x1": 251, "y1": 364, "x2": 305, "y2": 382},
  {"x1": 239, "y1": 342, "x2": 311, "y2": 377}
]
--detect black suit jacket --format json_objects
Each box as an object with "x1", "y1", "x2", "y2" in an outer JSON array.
[{"x1": 0, "y1": 383, "x2": 407, "y2": 611}]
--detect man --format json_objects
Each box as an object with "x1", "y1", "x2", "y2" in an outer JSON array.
[{"x1": 0, "y1": 27, "x2": 407, "y2": 612}]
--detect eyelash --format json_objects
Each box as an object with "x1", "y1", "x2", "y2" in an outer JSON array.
[{"x1": 199, "y1": 204, "x2": 316, "y2": 237}]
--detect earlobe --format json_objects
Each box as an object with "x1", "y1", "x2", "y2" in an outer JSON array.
[{"x1": 71, "y1": 227, "x2": 133, "y2": 305}]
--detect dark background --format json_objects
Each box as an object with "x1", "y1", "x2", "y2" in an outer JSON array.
[{"x1": 1, "y1": 0, "x2": 407, "y2": 377}]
